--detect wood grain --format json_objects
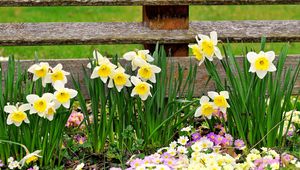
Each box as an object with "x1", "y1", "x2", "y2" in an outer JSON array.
[
  {"x1": 0, "y1": 0, "x2": 299, "y2": 6},
  {"x1": 1, "y1": 56, "x2": 299, "y2": 98},
  {"x1": 0, "y1": 21, "x2": 300, "y2": 46}
]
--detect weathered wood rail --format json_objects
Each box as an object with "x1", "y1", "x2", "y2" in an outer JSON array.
[{"x1": 0, "y1": 0, "x2": 299, "y2": 97}]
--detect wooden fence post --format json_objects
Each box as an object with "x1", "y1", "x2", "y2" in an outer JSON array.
[{"x1": 143, "y1": 5, "x2": 189, "y2": 57}]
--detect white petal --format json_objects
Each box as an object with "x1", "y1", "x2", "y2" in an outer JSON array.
[
  {"x1": 220, "y1": 91, "x2": 229, "y2": 99},
  {"x1": 53, "y1": 63, "x2": 62, "y2": 71},
  {"x1": 53, "y1": 81, "x2": 65, "y2": 91},
  {"x1": 149, "y1": 75, "x2": 156, "y2": 83},
  {"x1": 116, "y1": 85, "x2": 123, "y2": 92},
  {"x1": 214, "y1": 47, "x2": 222, "y2": 60},
  {"x1": 4, "y1": 105, "x2": 17, "y2": 113},
  {"x1": 123, "y1": 51, "x2": 136, "y2": 61},
  {"x1": 125, "y1": 79, "x2": 132, "y2": 87},
  {"x1": 42, "y1": 93, "x2": 54, "y2": 102},
  {"x1": 100, "y1": 76, "x2": 108, "y2": 83},
  {"x1": 90, "y1": 67, "x2": 100, "y2": 79},
  {"x1": 220, "y1": 107, "x2": 227, "y2": 113},
  {"x1": 14, "y1": 122, "x2": 22, "y2": 127},
  {"x1": 93, "y1": 50, "x2": 103, "y2": 59},
  {"x1": 210, "y1": 31, "x2": 218, "y2": 45},
  {"x1": 140, "y1": 94, "x2": 148, "y2": 101},
  {"x1": 249, "y1": 65, "x2": 256, "y2": 72},
  {"x1": 131, "y1": 88, "x2": 137, "y2": 97},
  {"x1": 26, "y1": 94, "x2": 39, "y2": 104},
  {"x1": 131, "y1": 76, "x2": 141, "y2": 86},
  {"x1": 28, "y1": 64, "x2": 37, "y2": 73},
  {"x1": 198, "y1": 34, "x2": 210, "y2": 40},
  {"x1": 265, "y1": 51, "x2": 275, "y2": 62},
  {"x1": 146, "y1": 54, "x2": 154, "y2": 62},
  {"x1": 62, "y1": 101, "x2": 70, "y2": 108},
  {"x1": 207, "y1": 91, "x2": 218, "y2": 100},
  {"x1": 151, "y1": 65, "x2": 161, "y2": 73},
  {"x1": 69, "y1": 89, "x2": 78, "y2": 98},
  {"x1": 24, "y1": 118, "x2": 30, "y2": 123},
  {"x1": 247, "y1": 52, "x2": 258, "y2": 63},
  {"x1": 30, "y1": 108, "x2": 37, "y2": 114},
  {"x1": 268, "y1": 63, "x2": 277, "y2": 72},
  {"x1": 200, "y1": 96, "x2": 210, "y2": 104},
  {"x1": 108, "y1": 79, "x2": 114, "y2": 88},
  {"x1": 19, "y1": 104, "x2": 31, "y2": 112},
  {"x1": 198, "y1": 58, "x2": 205, "y2": 66},
  {"x1": 7, "y1": 116, "x2": 13, "y2": 125},
  {"x1": 133, "y1": 58, "x2": 147, "y2": 68},
  {"x1": 256, "y1": 70, "x2": 268, "y2": 79},
  {"x1": 194, "y1": 107, "x2": 201, "y2": 117},
  {"x1": 206, "y1": 56, "x2": 214, "y2": 61}
]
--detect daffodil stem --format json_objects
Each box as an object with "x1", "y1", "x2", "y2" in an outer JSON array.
[{"x1": 0, "y1": 139, "x2": 29, "y2": 154}]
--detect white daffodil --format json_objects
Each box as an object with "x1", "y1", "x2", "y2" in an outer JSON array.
[
  {"x1": 195, "y1": 96, "x2": 216, "y2": 119},
  {"x1": 137, "y1": 63, "x2": 161, "y2": 83},
  {"x1": 196, "y1": 31, "x2": 222, "y2": 61},
  {"x1": 130, "y1": 76, "x2": 152, "y2": 101},
  {"x1": 28, "y1": 62, "x2": 51, "y2": 87},
  {"x1": 4, "y1": 103, "x2": 31, "y2": 126},
  {"x1": 123, "y1": 50, "x2": 154, "y2": 71},
  {"x1": 26, "y1": 93, "x2": 54, "y2": 117},
  {"x1": 44, "y1": 102, "x2": 57, "y2": 121},
  {"x1": 108, "y1": 65, "x2": 132, "y2": 92},
  {"x1": 90, "y1": 59, "x2": 117, "y2": 83},
  {"x1": 87, "y1": 50, "x2": 108, "y2": 68},
  {"x1": 188, "y1": 43, "x2": 204, "y2": 65},
  {"x1": 208, "y1": 91, "x2": 230, "y2": 113},
  {"x1": 247, "y1": 51, "x2": 276, "y2": 79},
  {"x1": 19, "y1": 150, "x2": 42, "y2": 167},
  {"x1": 53, "y1": 82, "x2": 78, "y2": 109},
  {"x1": 74, "y1": 163, "x2": 85, "y2": 170},
  {"x1": 46, "y1": 63, "x2": 70, "y2": 86}
]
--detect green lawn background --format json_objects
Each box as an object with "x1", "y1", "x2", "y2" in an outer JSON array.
[{"x1": 0, "y1": 5, "x2": 299, "y2": 59}]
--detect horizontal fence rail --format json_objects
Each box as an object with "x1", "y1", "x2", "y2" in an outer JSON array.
[
  {"x1": 1, "y1": 0, "x2": 300, "y2": 6},
  {"x1": 0, "y1": 21, "x2": 300, "y2": 46},
  {"x1": 1, "y1": 56, "x2": 299, "y2": 98}
]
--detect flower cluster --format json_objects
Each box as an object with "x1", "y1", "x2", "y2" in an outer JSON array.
[
  {"x1": 66, "y1": 110, "x2": 84, "y2": 128},
  {"x1": 89, "y1": 50, "x2": 161, "y2": 100},
  {"x1": 195, "y1": 91, "x2": 230, "y2": 120},
  {"x1": 280, "y1": 110, "x2": 300, "y2": 137},
  {"x1": 5, "y1": 150, "x2": 41, "y2": 170},
  {"x1": 4, "y1": 62, "x2": 77, "y2": 127},
  {"x1": 111, "y1": 125, "x2": 300, "y2": 170}
]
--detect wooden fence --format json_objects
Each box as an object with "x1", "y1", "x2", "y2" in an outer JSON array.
[{"x1": 0, "y1": 0, "x2": 299, "y2": 96}]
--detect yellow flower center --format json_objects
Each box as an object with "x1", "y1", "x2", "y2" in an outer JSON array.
[
  {"x1": 11, "y1": 111, "x2": 27, "y2": 123},
  {"x1": 113, "y1": 73, "x2": 127, "y2": 86},
  {"x1": 138, "y1": 66, "x2": 152, "y2": 79},
  {"x1": 34, "y1": 66, "x2": 48, "y2": 78},
  {"x1": 97, "y1": 64, "x2": 111, "y2": 77},
  {"x1": 56, "y1": 90, "x2": 70, "y2": 103},
  {"x1": 201, "y1": 103, "x2": 214, "y2": 116},
  {"x1": 135, "y1": 83, "x2": 149, "y2": 95},
  {"x1": 26, "y1": 155, "x2": 38, "y2": 164},
  {"x1": 214, "y1": 95, "x2": 227, "y2": 107},
  {"x1": 192, "y1": 45, "x2": 203, "y2": 61},
  {"x1": 137, "y1": 51, "x2": 147, "y2": 60},
  {"x1": 47, "y1": 107, "x2": 55, "y2": 116},
  {"x1": 33, "y1": 99, "x2": 47, "y2": 112},
  {"x1": 254, "y1": 56, "x2": 270, "y2": 71},
  {"x1": 51, "y1": 70, "x2": 64, "y2": 82},
  {"x1": 201, "y1": 40, "x2": 214, "y2": 57}
]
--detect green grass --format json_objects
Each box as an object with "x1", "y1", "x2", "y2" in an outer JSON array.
[{"x1": 0, "y1": 5, "x2": 299, "y2": 59}]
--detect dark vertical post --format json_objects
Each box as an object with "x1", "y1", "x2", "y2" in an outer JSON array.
[{"x1": 143, "y1": 5, "x2": 189, "y2": 57}]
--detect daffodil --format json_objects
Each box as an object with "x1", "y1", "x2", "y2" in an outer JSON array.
[
  {"x1": 90, "y1": 59, "x2": 117, "y2": 83},
  {"x1": 28, "y1": 62, "x2": 51, "y2": 87},
  {"x1": 195, "y1": 96, "x2": 216, "y2": 119},
  {"x1": 123, "y1": 50, "x2": 154, "y2": 71},
  {"x1": 87, "y1": 50, "x2": 107, "y2": 68},
  {"x1": 4, "y1": 103, "x2": 30, "y2": 126},
  {"x1": 108, "y1": 65, "x2": 132, "y2": 92},
  {"x1": 26, "y1": 93, "x2": 54, "y2": 117},
  {"x1": 130, "y1": 76, "x2": 152, "y2": 101},
  {"x1": 137, "y1": 63, "x2": 161, "y2": 83},
  {"x1": 44, "y1": 102, "x2": 57, "y2": 121},
  {"x1": 188, "y1": 43, "x2": 204, "y2": 65},
  {"x1": 247, "y1": 51, "x2": 276, "y2": 79},
  {"x1": 53, "y1": 82, "x2": 78, "y2": 108},
  {"x1": 208, "y1": 91, "x2": 230, "y2": 113},
  {"x1": 196, "y1": 31, "x2": 222, "y2": 61},
  {"x1": 46, "y1": 63, "x2": 70, "y2": 86},
  {"x1": 19, "y1": 150, "x2": 42, "y2": 167}
]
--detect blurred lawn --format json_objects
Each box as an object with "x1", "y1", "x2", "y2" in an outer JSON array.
[{"x1": 0, "y1": 5, "x2": 299, "y2": 59}]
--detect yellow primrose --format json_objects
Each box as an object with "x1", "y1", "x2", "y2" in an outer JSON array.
[
  {"x1": 195, "y1": 96, "x2": 216, "y2": 119},
  {"x1": 46, "y1": 63, "x2": 70, "y2": 86},
  {"x1": 28, "y1": 62, "x2": 51, "y2": 87},
  {"x1": 208, "y1": 91, "x2": 230, "y2": 113},
  {"x1": 137, "y1": 63, "x2": 161, "y2": 83},
  {"x1": 108, "y1": 65, "x2": 132, "y2": 92},
  {"x1": 26, "y1": 93, "x2": 54, "y2": 118},
  {"x1": 90, "y1": 59, "x2": 117, "y2": 83},
  {"x1": 196, "y1": 31, "x2": 223, "y2": 61},
  {"x1": 19, "y1": 150, "x2": 42, "y2": 167},
  {"x1": 123, "y1": 50, "x2": 154, "y2": 71},
  {"x1": 4, "y1": 103, "x2": 31, "y2": 127},
  {"x1": 247, "y1": 51, "x2": 276, "y2": 79},
  {"x1": 53, "y1": 82, "x2": 78, "y2": 108},
  {"x1": 188, "y1": 43, "x2": 204, "y2": 65},
  {"x1": 87, "y1": 50, "x2": 107, "y2": 68},
  {"x1": 130, "y1": 76, "x2": 152, "y2": 101}
]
